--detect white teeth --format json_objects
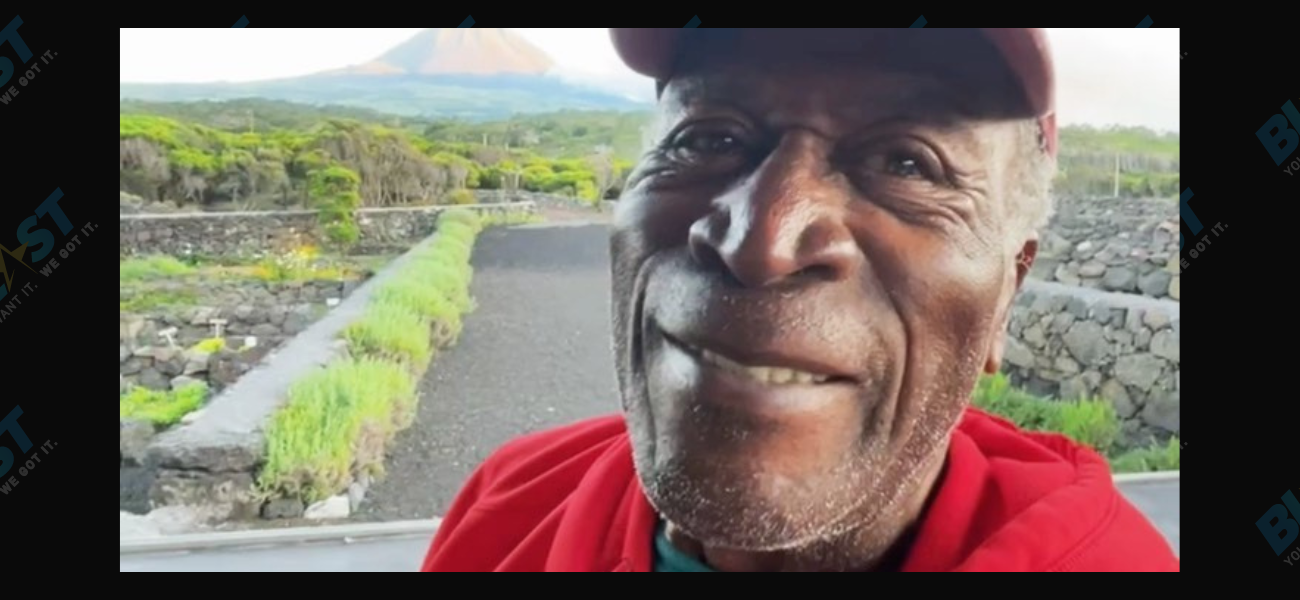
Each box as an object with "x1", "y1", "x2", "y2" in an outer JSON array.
[{"x1": 698, "y1": 348, "x2": 827, "y2": 385}]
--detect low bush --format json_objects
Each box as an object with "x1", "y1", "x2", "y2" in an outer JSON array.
[
  {"x1": 258, "y1": 357, "x2": 417, "y2": 504},
  {"x1": 342, "y1": 301, "x2": 433, "y2": 367},
  {"x1": 1109, "y1": 436, "x2": 1181, "y2": 472},
  {"x1": 445, "y1": 189, "x2": 476, "y2": 205},
  {"x1": 191, "y1": 337, "x2": 227, "y2": 354},
  {"x1": 973, "y1": 372, "x2": 1162, "y2": 471},
  {"x1": 120, "y1": 381, "x2": 210, "y2": 426}
]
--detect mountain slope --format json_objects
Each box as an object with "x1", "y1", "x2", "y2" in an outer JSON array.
[
  {"x1": 342, "y1": 28, "x2": 554, "y2": 76},
  {"x1": 118, "y1": 28, "x2": 648, "y2": 121}
]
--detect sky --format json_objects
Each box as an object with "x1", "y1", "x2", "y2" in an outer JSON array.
[{"x1": 119, "y1": 28, "x2": 1180, "y2": 132}]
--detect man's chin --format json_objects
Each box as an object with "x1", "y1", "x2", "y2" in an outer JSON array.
[{"x1": 638, "y1": 451, "x2": 875, "y2": 551}]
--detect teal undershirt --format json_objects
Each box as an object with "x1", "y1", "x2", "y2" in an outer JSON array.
[{"x1": 653, "y1": 520, "x2": 716, "y2": 572}]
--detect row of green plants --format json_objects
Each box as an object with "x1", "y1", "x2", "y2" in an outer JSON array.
[
  {"x1": 255, "y1": 208, "x2": 506, "y2": 504},
  {"x1": 971, "y1": 372, "x2": 1179, "y2": 473}
]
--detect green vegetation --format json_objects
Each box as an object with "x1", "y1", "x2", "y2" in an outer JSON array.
[
  {"x1": 1109, "y1": 436, "x2": 1181, "y2": 472},
  {"x1": 972, "y1": 373, "x2": 1177, "y2": 473},
  {"x1": 123, "y1": 100, "x2": 1178, "y2": 211},
  {"x1": 119, "y1": 255, "x2": 196, "y2": 282},
  {"x1": 1054, "y1": 125, "x2": 1180, "y2": 199},
  {"x1": 192, "y1": 337, "x2": 227, "y2": 354},
  {"x1": 120, "y1": 381, "x2": 210, "y2": 427},
  {"x1": 259, "y1": 357, "x2": 418, "y2": 504},
  {"x1": 258, "y1": 208, "x2": 526, "y2": 504},
  {"x1": 480, "y1": 211, "x2": 544, "y2": 228},
  {"x1": 119, "y1": 288, "x2": 199, "y2": 312},
  {"x1": 343, "y1": 303, "x2": 434, "y2": 366}
]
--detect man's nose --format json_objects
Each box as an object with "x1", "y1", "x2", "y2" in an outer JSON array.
[{"x1": 688, "y1": 134, "x2": 862, "y2": 288}]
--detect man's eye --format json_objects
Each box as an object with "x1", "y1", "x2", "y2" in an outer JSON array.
[
  {"x1": 672, "y1": 130, "x2": 743, "y2": 158},
  {"x1": 863, "y1": 152, "x2": 933, "y2": 180}
]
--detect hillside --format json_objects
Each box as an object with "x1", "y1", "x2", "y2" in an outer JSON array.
[
  {"x1": 336, "y1": 28, "x2": 554, "y2": 76},
  {"x1": 118, "y1": 28, "x2": 649, "y2": 121}
]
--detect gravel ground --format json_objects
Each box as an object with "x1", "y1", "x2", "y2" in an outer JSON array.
[{"x1": 353, "y1": 221, "x2": 621, "y2": 521}]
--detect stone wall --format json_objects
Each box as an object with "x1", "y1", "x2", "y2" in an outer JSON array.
[
  {"x1": 119, "y1": 202, "x2": 537, "y2": 259},
  {"x1": 1004, "y1": 279, "x2": 1179, "y2": 447},
  {"x1": 1031, "y1": 196, "x2": 1181, "y2": 301},
  {"x1": 120, "y1": 279, "x2": 365, "y2": 395}
]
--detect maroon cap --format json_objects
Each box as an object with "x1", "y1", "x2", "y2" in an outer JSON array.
[{"x1": 610, "y1": 28, "x2": 1057, "y2": 158}]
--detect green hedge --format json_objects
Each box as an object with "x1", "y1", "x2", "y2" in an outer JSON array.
[{"x1": 258, "y1": 208, "x2": 536, "y2": 504}]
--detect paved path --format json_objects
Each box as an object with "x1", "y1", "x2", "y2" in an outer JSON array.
[
  {"x1": 120, "y1": 479, "x2": 1178, "y2": 571},
  {"x1": 354, "y1": 222, "x2": 621, "y2": 521}
]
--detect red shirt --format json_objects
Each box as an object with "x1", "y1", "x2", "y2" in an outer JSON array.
[{"x1": 421, "y1": 407, "x2": 1180, "y2": 571}]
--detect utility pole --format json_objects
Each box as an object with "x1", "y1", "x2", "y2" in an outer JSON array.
[{"x1": 1112, "y1": 152, "x2": 1119, "y2": 197}]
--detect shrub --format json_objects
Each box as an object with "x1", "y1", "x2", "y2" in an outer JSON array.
[
  {"x1": 324, "y1": 220, "x2": 360, "y2": 245},
  {"x1": 258, "y1": 357, "x2": 417, "y2": 504},
  {"x1": 446, "y1": 188, "x2": 476, "y2": 205},
  {"x1": 192, "y1": 337, "x2": 227, "y2": 354},
  {"x1": 972, "y1": 372, "x2": 1118, "y2": 453},
  {"x1": 120, "y1": 381, "x2": 210, "y2": 426},
  {"x1": 120, "y1": 255, "x2": 195, "y2": 282},
  {"x1": 342, "y1": 301, "x2": 433, "y2": 366},
  {"x1": 1048, "y1": 396, "x2": 1119, "y2": 454},
  {"x1": 1110, "y1": 436, "x2": 1180, "y2": 473},
  {"x1": 373, "y1": 279, "x2": 453, "y2": 319},
  {"x1": 971, "y1": 373, "x2": 1059, "y2": 431}
]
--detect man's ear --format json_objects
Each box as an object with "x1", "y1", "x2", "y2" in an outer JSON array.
[
  {"x1": 1014, "y1": 235, "x2": 1039, "y2": 291},
  {"x1": 984, "y1": 236, "x2": 1039, "y2": 374}
]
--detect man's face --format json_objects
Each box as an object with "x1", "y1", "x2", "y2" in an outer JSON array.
[{"x1": 610, "y1": 35, "x2": 1036, "y2": 551}]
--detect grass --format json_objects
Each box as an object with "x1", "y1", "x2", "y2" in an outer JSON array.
[
  {"x1": 120, "y1": 381, "x2": 210, "y2": 427},
  {"x1": 258, "y1": 207, "x2": 531, "y2": 504},
  {"x1": 120, "y1": 255, "x2": 195, "y2": 282},
  {"x1": 119, "y1": 288, "x2": 199, "y2": 312},
  {"x1": 1109, "y1": 436, "x2": 1181, "y2": 472},
  {"x1": 480, "y1": 211, "x2": 544, "y2": 227},
  {"x1": 972, "y1": 372, "x2": 1176, "y2": 473},
  {"x1": 342, "y1": 301, "x2": 433, "y2": 367},
  {"x1": 258, "y1": 357, "x2": 417, "y2": 504}
]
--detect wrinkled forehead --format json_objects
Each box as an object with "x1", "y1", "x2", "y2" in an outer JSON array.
[{"x1": 659, "y1": 28, "x2": 1029, "y2": 123}]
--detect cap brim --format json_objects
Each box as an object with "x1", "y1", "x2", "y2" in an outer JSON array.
[{"x1": 610, "y1": 28, "x2": 1053, "y2": 118}]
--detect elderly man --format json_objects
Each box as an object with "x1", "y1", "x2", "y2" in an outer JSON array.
[{"x1": 421, "y1": 28, "x2": 1179, "y2": 572}]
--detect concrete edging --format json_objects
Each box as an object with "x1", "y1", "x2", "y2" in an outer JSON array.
[
  {"x1": 120, "y1": 518, "x2": 443, "y2": 555},
  {"x1": 1112, "y1": 470, "x2": 1180, "y2": 484},
  {"x1": 122, "y1": 471, "x2": 1178, "y2": 554}
]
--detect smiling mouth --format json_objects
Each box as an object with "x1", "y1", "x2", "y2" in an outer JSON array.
[{"x1": 663, "y1": 332, "x2": 854, "y2": 387}]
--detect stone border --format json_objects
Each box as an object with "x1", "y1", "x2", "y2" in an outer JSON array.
[
  {"x1": 122, "y1": 470, "x2": 1177, "y2": 554},
  {"x1": 141, "y1": 211, "x2": 502, "y2": 516},
  {"x1": 120, "y1": 518, "x2": 443, "y2": 555}
]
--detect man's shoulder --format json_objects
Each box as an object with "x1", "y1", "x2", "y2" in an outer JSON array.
[{"x1": 475, "y1": 413, "x2": 631, "y2": 493}]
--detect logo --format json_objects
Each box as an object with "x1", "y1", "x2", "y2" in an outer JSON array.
[
  {"x1": 0, "y1": 15, "x2": 32, "y2": 89},
  {"x1": 0, "y1": 188, "x2": 71, "y2": 302},
  {"x1": 0, "y1": 406, "x2": 32, "y2": 480},
  {"x1": 1257, "y1": 487, "x2": 1300, "y2": 564},
  {"x1": 1256, "y1": 99, "x2": 1300, "y2": 173}
]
